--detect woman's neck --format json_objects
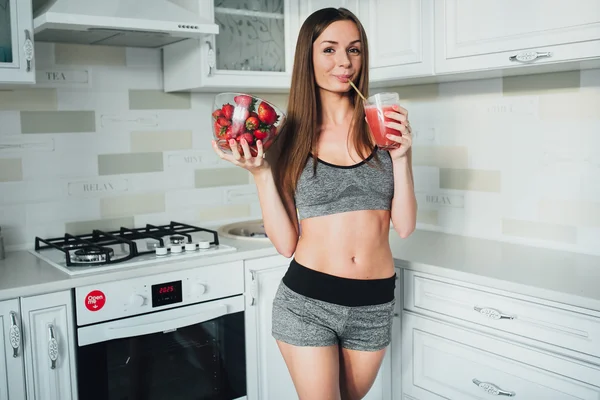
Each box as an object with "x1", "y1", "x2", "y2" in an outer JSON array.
[{"x1": 319, "y1": 89, "x2": 354, "y2": 127}]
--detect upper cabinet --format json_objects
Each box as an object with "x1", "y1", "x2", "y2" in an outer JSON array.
[
  {"x1": 0, "y1": 0, "x2": 35, "y2": 85},
  {"x1": 163, "y1": 0, "x2": 294, "y2": 92},
  {"x1": 435, "y1": 0, "x2": 600, "y2": 74},
  {"x1": 359, "y1": 0, "x2": 434, "y2": 86}
]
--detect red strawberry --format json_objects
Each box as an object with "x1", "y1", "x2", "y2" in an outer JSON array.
[
  {"x1": 257, "y1": 101, "x2": 278, "y2": 125},
  {"x1": 214, "y1": 121, "x2": 227, "y2": 137},
  {"x1": 249, "y1": 111, "x2": 259, "y2": 119},
  {"x1": 217, "y1": 116, "x2": 231, "y2": 127},
  {"x1": 238, "y1": 132, "x2": 255, "y2": 145},
  {"x1": 221, "y1": 103, "x2": 234, "y2": 120},
  {"x1": 254, "y1": 127, "x2": 269, "y2": 140},
  {"x1": 234, "y1": 95, "x2": 254, "y2": 108},
  {"x1": 223, "y1": 125, "x2": 234, "y2": 140},
  {"x1": 245, "y1": 116, "x2": 260, "y2": 131},
  {"x1": 212, "y1": 109, "x2": 223, "y2": 120}
]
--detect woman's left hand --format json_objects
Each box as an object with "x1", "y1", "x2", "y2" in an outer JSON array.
[{"x1": 384, "y1": 104, "x2": 413, "y2": 161}]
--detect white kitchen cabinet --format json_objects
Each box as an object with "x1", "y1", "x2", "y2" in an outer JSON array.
[
  {"x1": 402, "y1": 311, "x2": 600, "y2": 399},
  {"x1": 163, "y1": 0, "x2": 295, "y2": 92},
  {"x1": 20, "y1": 290, "x2": 77, "y2": 400},
  {"x1": 435, "y1": 0, "x2": 600, "y2": 75},
  {"x1": 0, "y1": 0, "x2": 35, "y2": 85},
  {"x1": 244, "y1": 254, "x2": 391, "y2": 400},
  {"x1": 0, "y1": 298, "x2": 26, "y2": 400},
  {"x1": 244, "y1": 254, "x2": 296, "y2": 400},
  {"x1": 359, "y1": 0, "x2": 434, "y2": 86}
]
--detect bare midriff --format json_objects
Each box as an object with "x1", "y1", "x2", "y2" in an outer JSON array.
[{"x1": 293, "y1": 209, "x2": 395, "y2": 280}]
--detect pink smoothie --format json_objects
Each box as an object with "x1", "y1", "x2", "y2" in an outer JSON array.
[{"x1": 365, "y1": 104, "x2": 401, "y2": 150}]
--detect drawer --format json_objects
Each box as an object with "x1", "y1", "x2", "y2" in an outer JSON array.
[
  {"x1": 404, "y1": 270, "x2": 600, "y2": 360},
  {"x1": 402, "y1": 313, "x2": 600, "y2": 400}
]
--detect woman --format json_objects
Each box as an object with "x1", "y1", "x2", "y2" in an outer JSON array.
[{"x1": 212, "y1": 7, "x2": 416, "y2": 400}]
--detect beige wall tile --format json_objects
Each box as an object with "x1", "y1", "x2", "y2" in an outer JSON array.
[
  {"x1": 413, "y1": 146, "x2": 469, "y2": 168},
  {"x1": 539, "y1": 200, "x2": 600, "y2": 227},
  {"x1": 55, "y1": 44, "x2": 126, "y2": 66},
  {"x1": 129, "y1": 90, "x2": 191, "y2": 110},
  {"x1": 417, "y1": 210, "x2": 439, "y2": 225},
  {"x1": 503, "y1": 71, "x2": 580, "y2": 95},
  {"x1": 0, "y1": 158, "x2": 23, "y2": 182},
  {"x1": 198, "y1": 204, "x2": 251, "y2": 221},
  {"x1": 539, "y1": 90, "x2": 600, "y2": 120},
  {"x1": 20, "y1": 111, "x2": 95, "y2": 133},
  {"x1": 0, "y1": 89, "x2": 57, "y2": 111},
  {"x1": 101, "y1": 193, "x2": 165, "y2": 218},
  {"x1": 195, "y1": 168, "x2": 251, "y2": 188},
  {"x1": 131, "y1": 130, "x2": 193, "y2": 152},
  {"x1": 440, "y1": 168, "x2": 501, "y2": 192},
  {"x1": 387, "y1": 84, "x2": 439, "y2": 101},
  {"x1": 98, "y1": 152, "x2": 164, "y2": 175},
  {"x1": 66, "y1": 216, "x2": 135, "y2": 235},
  {"x1": 502, "y1": 218, "x2": 577, "y2": 244}
]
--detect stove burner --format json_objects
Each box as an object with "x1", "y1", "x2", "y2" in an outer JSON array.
[
  {"x1": 72, "y1": 247, "x2": 114, "y2": 264},
  {"x1": 170, "y1": 235, "x2": 186, "y2": 245}
]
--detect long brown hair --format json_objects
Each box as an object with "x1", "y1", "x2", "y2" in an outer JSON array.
[{"x1": 271, "y1": 7, "x2": 371, "y2": 212}]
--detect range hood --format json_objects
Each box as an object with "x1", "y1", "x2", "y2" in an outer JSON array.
[{"x1": 32, "y1": 0, "x2": 219, "y2": 48}]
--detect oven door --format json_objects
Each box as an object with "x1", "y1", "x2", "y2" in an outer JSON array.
[{"x1": 76, "y1": 295, "x2": 246, "y2": 400}]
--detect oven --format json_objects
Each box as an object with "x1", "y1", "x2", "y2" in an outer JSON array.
[{"x1": 73, "y1": 260, "x2": 247, "y2": 400}]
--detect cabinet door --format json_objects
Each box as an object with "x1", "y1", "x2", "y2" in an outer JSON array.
[
  {"x1": 360, "y1": 0, "x2": 434, "y2": 84},
  {"x1": 21, "y1": 290, "x2": 77, "y2": 400},
  {"x1": 0, "y1": 0, "x2": 35, "y2": 85},
  {"x1": 0, "y1": 299, "x2": 26, "y2": 400},
  {"x1": 244, "y1": 255, "x2": 296, "y2": 400},
  {"x1": 435, "y1": 0, "x2": 600, "y2": 74},
  {"x1": 163, "y1": 0, "x2": 294, "y2": 92}
]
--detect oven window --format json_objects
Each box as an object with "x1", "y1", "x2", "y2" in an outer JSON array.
[{"x1": 77, "y1": 311, "x2": 246, "y2": 400}]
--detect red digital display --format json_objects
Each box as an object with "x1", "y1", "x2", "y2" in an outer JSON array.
[{"x1": 151, "y1": 280, "x2": 182, "y2": 307}]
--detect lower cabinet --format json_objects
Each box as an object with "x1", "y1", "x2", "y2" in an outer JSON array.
[
  {"x1": 20, "y1": 290, "x2": 77, "y2": 400},
  {"x1": 243, "y1": 255, "x2": 394, "y2": 399},
  {"x1": 0, "y1": 298, "x2": 26, "y2": 400}
]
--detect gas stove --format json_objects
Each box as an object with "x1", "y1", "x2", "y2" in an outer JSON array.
[{"x1": 29, "y1": 221, "x2": 236, "y2": 275}]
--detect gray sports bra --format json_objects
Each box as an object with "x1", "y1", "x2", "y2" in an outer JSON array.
[{"x1": 294, "y1": 147, "x2": 394, "y2": 221}]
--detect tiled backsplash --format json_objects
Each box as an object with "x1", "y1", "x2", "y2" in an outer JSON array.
[{"x1": 0, "y1": 43, "x2": 599, "y2": 257}]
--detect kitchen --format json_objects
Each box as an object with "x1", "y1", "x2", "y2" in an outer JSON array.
[{"x1": 1, "y1": 0, "x2": 600, "y2": 399}]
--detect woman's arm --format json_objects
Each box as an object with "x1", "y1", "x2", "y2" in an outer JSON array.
[
  {"x1": 253, "y1": 168, "x2": 299, "y2": 257},
  {"x1": 390, "y1": 148, "x2": 417, "y2": 238},
  {"x1": 212, "y1": 138, "x2": 298, "y2": 257}
]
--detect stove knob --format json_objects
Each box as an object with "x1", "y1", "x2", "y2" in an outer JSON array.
[
  {"x1": 198, "y1": 240, "x2": 210, "y2": 250},
  {"x1": 155, "y1": 247, "x2": 168, "y2": 256},
  {"x1": 185, "y1": 243, "x2": 197, "y2": 251},
  {"x1": 171, "y1": 244, "x2": 183, "y2": 254},
  {"x1": 129, "y1": 294, "x2": 146, "y2": 307},
  {"x1": 193, "y1": 283, "x2": 207, "y2": 296}
]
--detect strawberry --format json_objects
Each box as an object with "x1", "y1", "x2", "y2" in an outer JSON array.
[
  {"x1": 245, "y1": 116, "x2": 260, "y2": 131},
  {"x1": 221, "y1": 103, "x2": 234, "y2": 120},
  {"x1": 238, "y1": 132, "x2": 255, "y2": 145},
  {"x1": 223, "y1": 125, "x2": 234, "y2": 140},
  {"x1": 257, "y1": 101, "x2": 278, "y2": 125},
  {"x1": 234, "y1": 95, "x2": 254, "y2": 108},
  {"x1": 254, "y1": 127, "x2": 269, "y2": 140},
  {"x1": 214, "y1": 121, "x2": 227, "y2": 137},
  {"x1": 217, "y1": 116, "x2": 231, "y2": 127},
  {"x1": 216, "y1": 139, "x2": 229, "y2": 151},
  {"x1": 212, "y1": 109, "x2": 223, "y2": 120}
]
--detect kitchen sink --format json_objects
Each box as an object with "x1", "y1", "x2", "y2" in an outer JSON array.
[{"x1": 217, "y1": 219, "x2": 270, "y2": 241}]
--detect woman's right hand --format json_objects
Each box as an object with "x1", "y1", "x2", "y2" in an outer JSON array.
[{"x1": 211, "y1": 138, "x2": 269, "y2": 175}]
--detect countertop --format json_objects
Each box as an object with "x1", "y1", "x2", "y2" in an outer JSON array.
[{"x1": 1, "y1": 230, "x2": 599, "y2": 312}]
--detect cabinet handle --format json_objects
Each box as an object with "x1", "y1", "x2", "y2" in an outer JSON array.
[
  {"x1": 9, "y1": 311, "x2": 21, "y2": 358},
  {"x1": 474, "y1": 306, "x2": 515, "y2": 320},
  {"x1": 249, "y1": 270, "x2": 258, "y2": 306},
  {"x1": 48, "y1": 324, "x2": 59, "y2": 369},
  {"x1": 472, "y1": 379, "x2": 516, "y2": 397},
  {"x1": 508, "y1": 51, "x2": 552, "y2": 63},
  {"x1": 205, "y1": 40, "x2": 216, "y2": 76},
  {"x1": 23, "y1": 30, "x2": 34, "y2": 72}
]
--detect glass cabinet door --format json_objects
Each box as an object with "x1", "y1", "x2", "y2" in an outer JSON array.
[
  {"x1": 0, "y1": 0, "x2": 15, "y2": 65},
  {"x1": 214, "y1": 0, "x2": 286, "y2": 72}
]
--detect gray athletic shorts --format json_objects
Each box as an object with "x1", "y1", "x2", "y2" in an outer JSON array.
[{"x1": 271, "y1": 281, "x2": 396, "y2": 351}]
